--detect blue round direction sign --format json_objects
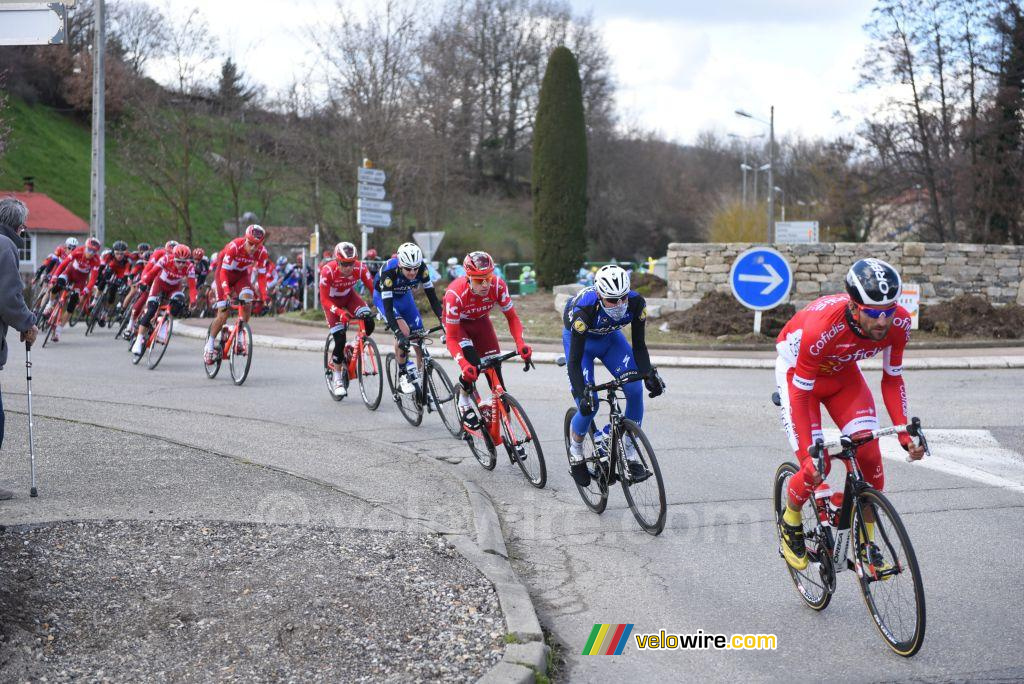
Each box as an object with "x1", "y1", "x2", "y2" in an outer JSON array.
[{"x1": 729, "y1": 247, "x2": 793, "y2": 311}]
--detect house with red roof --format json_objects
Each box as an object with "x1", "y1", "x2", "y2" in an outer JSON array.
[{"x1": 1, "y1": 181, "x2": 90, "y2": 275}]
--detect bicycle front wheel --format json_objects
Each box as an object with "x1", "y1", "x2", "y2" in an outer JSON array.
[
  {"x1": 147, "y1": 316, "x2": 173, "y2": 369},
  {"x1": 323, "y1": 334, "x2": 346, "y2": 401},
  {"x1": 563, "y1": 408, "x2": 608, "y2": 513},
  {"x1": 499, "y1": 393, "x2": 546, "y2": 488},
  {"x1": 854, "y1": 488, "x2": 926, "y2": 657},
  {"x1": 617, "y1": 419, "x2": 666, "y2": 535},
  {"x1": 204, "y1": 326, "x2": 224, "y2": 379},
  {"x1": 385, "y1": 353, "x2": 423, "y2": 426},
  {"x1": 357, "y1": 336, "x2": 384, "y2": 410},
  {"x1": 426, "y1": 361, "x2": 462, "y2": 438},
  {"x1": 229, "y1": 321, "x2": 253, "y2": 385},
  {"x1": 773, "y1": 462, "x2": 834, "y2": 611}
]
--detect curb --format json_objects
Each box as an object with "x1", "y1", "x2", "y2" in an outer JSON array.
[
  {"x1": 177, "y1": 322, "x2": 1024, "y2": 370},
  {"x1": 448, "y1": 481, "x2": 548, "y2": 683}
]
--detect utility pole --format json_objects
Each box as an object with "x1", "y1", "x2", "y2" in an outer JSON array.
[
  {"x1": 89, "y1": 0, "x2": 106, "y2": 244},
  {"x1": 767, "y1": 105, "x2": 775, "y2": 243}
]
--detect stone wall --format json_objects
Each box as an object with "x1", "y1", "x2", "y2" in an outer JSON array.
[{"x1": 667, "y1": 242, "x2": 1024, "y2": 307}]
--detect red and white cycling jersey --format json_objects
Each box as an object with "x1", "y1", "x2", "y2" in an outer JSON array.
[
  {"x1": 152, "y1": 254, "x2": 196, "y2": 287},
  {"x1": 776, "y1": 294, "x2": 911, "y2": 385},
  {"x1": 218, "y1": 237, "x2": 269, "y2": 275},
  {"x1": 442, "y1": 276, "x2": 513, "y2": 324},
  {"x1": 319, "y1": 260, "x2": 374, "y2": 299},
  {"x1": 52, "y1": 246, "x2": 101, "y2": 288},
  {"x1": 776, "y1": 294, "x2": 912, "y2": 459},
  {"x1": 102, "y1": 252, "x2": 133, "y2": 279}
]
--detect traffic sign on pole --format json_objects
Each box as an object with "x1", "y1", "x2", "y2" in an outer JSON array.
[
  {"x1": 357, "y1": 167, "x2": 386, "y2": 184},
  {"x1": 357, "y1": 183, "x2": 386, "y2": 200},
  {"x1": 357, "y1": 209, "x2": 392, "y2": 228},
  {"x1": 729, "y1": 246, "x2": 792, "y2": 312},
  {"x1": 412, "y1": 231, "x2": 445, "y2": 262},
  {"x1": 357, "y1": 198, "x2": 393, "y2": 212}
]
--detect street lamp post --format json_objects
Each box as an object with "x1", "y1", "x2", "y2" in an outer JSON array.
[
  {"x1": 774, "y1": 186, "x2": 785, "y2": 221},
  {"x1": 735, "y1": 106, "x2": 776, "y2": 242},
  {"x1": 729, "y1": 132, "x2": 763, "y2": 207},
  {"x1": 753, "y1": 162, "x2": 770, "y2": 204},
  {"x1": 740, "y1": 163, "x2": 752, "y2": 205}
]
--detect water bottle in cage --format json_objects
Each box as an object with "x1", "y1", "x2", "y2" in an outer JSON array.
[{"x1": 593, "y1": 424, "x2": 611, "y2": 463}]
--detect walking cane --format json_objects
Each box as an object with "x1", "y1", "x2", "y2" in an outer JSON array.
[{"x1": 25, "y1": 341, "x2": 37, "y2": 497}]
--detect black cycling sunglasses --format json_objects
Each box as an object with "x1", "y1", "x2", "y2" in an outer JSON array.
[{"x1": 601, "y1": 294, "x2": 628, "y2": 305}]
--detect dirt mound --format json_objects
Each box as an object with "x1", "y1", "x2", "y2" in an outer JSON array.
[
  {"x1": 920, "y1": 295, "x2": 1024, "y2": 338},
  {"x1": 630, "y1": 272, "x2": 668, "y2": 298},
  {"x1": 661, "y1": 291, "x2": 795, "y2": 337}
]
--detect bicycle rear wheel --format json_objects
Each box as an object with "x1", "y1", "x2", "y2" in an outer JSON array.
[
  {"x1": 853, "y1": 488, "x2": 926, "y2": 657},
  {"x1": 772, "y1": 462, "x2": 834, "y2": 611},
  {"x1": 385, "y1": 352, "x2": 423, "y2": 426},
  {"x1": 617, "y1": 419, "x2": 666, "y2": 535},
  {"x1": 499, "y1": 393, "x2": 546, "y2": 488},
  {"x1": 357, "y1": 336, "x2": 383, "y2": 410},
  {"x1": 323, "y1": 335, "x2": 347, "y2": 401},
  {"x1": 563, "y1": 408, "x2": 609, "y2": 513},
  {"x1": 459, "y1": 387, "x2": 495, "y2": 469},
  {"x1": 147, "y1": 316, "x2": 173, "y2": 369},
  {"x1": 426, "y1": 361, "x2": 462, "y2": 437},
  {"x1": 229, "y1": 321, "x2": 253, "y2": 385}
]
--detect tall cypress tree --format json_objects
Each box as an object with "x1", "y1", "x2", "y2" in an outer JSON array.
[{"x1": 532, "y1": 46, "x2": 587, "y2": 288}]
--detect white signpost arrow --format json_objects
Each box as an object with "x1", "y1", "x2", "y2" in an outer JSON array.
[
  {"x1": 357, "y1": 167, "x2": 386, "y2": 184},
  {"x1": 357, "y1": 198, "x2": 393, "y2": 212},
  {"x1": 357, "y1": 183, "x2": 386, "y2": 200},
  {"x1": 737, "y1": 262, "x2": 784, "y2": 295},
  {"x1": 357, "y1": 209, "x2": 392, "y2": 228}
]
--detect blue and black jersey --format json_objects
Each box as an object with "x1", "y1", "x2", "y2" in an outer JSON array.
[
  {"x1": 563, "y1": 286, "x2": 652, "y2": 399},
  {"x1": 374, "y1": 257, "x2": 443, "y2": 331}
]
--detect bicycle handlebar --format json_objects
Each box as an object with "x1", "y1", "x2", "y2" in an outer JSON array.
[{"x1": 810, "y1": 417, "x2": 929, "y2": 478}]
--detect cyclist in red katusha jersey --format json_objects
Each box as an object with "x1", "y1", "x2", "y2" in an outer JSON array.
[
  {"x1": 775, "y1": 258, "x2": 926, "y2": 573},
  {"x1": 319, "y1": 241, "x2": 377, "y2": 397},
  {"x1": 46, "y1": 237, "x2": 103, "y2": 342},
  {"x1": 443, "y1": 251, "x2": 531, "y2": 426},
  {"x1": 204, "y1": 224, "x2": 270, "y2": 363},
  {"x1": 125, "y1": 240, "x2": 179, "y2": 338},
  {"x1": 130, "y1": 244, "x2": 197, "y2": 356}
]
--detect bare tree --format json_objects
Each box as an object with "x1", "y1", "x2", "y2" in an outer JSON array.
[
  {"x1": 119, "y1": 8, "x2": 218, "y2": 245},
  {"x1": 108, "y1": 0, "x2": 170, "y2": 75}
]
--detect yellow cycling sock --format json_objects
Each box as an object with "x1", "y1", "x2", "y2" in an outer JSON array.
[{"x1": 783, "y1": 505, "x2": 802, "y2": 527}]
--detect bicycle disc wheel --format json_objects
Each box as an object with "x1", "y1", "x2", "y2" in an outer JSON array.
[
  {"x1": 617, "y1": 419, "x2": 666, "y2": 535},
  {"x1": 773, "y1": 461, "x2": 834, "y2": 611},
  {"x1": 229, "y1": 321, "x2": 253, "y2": 385},
  {"x1": 385, "y1": 353, "x2": 423, "y2": 426},
  {"x1": 426, "y1": 362, "x2": 462, "y2": 438},
  {"x1": 853, "y1": 488, "x2": 926, "y2": 657},
  {"x1": 357, "y1": 336, "x2": 384, "y2": 410},
  {"x1": 147, "y1": 316, "x2": 173, "y2": 369},
  {"x1": 499, "y1": 393, "x2": 546, "y2": 488},
  {"x1": 459, "y1": 388, "x2": 495, "y2": 469},
  {"x1": 323, "y1": 335, "x2": 346, "y2": 401},
  {"x1": 563, "y1": 408, "x2": 609, "y2": 513}
]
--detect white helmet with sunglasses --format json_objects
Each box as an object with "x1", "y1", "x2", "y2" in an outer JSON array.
[{"x1": 595, "y1": 264, "x2": 630, "y2": 300}]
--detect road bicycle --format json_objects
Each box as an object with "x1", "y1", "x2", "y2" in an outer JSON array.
[
  {"x1": 383, "y1": 325, "x2": 460, "y2": 435},
  {"x1": 771, "y1": 391, "x2": 928, "y2": 657},
  {"x1": 203, "y1": 299, "x2": 253, "y2": 385},
  {"x1": 40, "y1": 289, "x2": 71, "y2": 347},
  {"x1": 458, "y1": 350, "x2": 545, "y2": 488},
  {"x1": 85, "y1": 280, "x2": 124, "y2": 335},
  {"x1": 113, "y1": 288, "x2": 142, "y2": 340},
  {"x1": 130, "y1": 298, "x2": 174, "y2": 370},
  {"x1": 323, "y1": 314, "x2": 383, "y2": 410},
  {"x1": 558, "y1": 360, "x2": 667, "y2": 535}
]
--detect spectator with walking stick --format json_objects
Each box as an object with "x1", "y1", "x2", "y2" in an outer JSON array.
[{"x1": 0, "y1": 197, "x2": 39, "y2": 500}]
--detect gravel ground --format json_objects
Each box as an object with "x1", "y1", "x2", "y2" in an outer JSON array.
[{"x1": 0, "y1": 520, "x2": 503, "y2": 682}]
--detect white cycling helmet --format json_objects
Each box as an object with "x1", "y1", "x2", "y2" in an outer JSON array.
[
  {"x1": 65, "y1": 237, "x2": 79, "y2": 249},
  {"x1": 397, "y1": 242, "x2": 423, "y2": 269},
  {"x1": 595, "y1": 264, "x2": 630, "y2": 299}
]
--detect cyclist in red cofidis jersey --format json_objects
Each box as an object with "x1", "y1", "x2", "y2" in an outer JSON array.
[
  {"x1": 774, "y1": 258, "x2": 926, "y2": 572},
  {"x1": 204, "y1": 224, "x2": 270, "y2": 363},
  {"x1": 319, "y1": 241, "x2": 376, "y2": 397}
]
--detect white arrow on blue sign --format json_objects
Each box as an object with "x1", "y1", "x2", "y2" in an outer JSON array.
[{"x1": 728, "y1": 247, "x2": 793, "y2": 311}]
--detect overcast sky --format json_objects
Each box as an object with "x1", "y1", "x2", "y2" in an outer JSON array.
[{"x1": 147, "y1": 0, "x2": 877, "y2": 144}]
